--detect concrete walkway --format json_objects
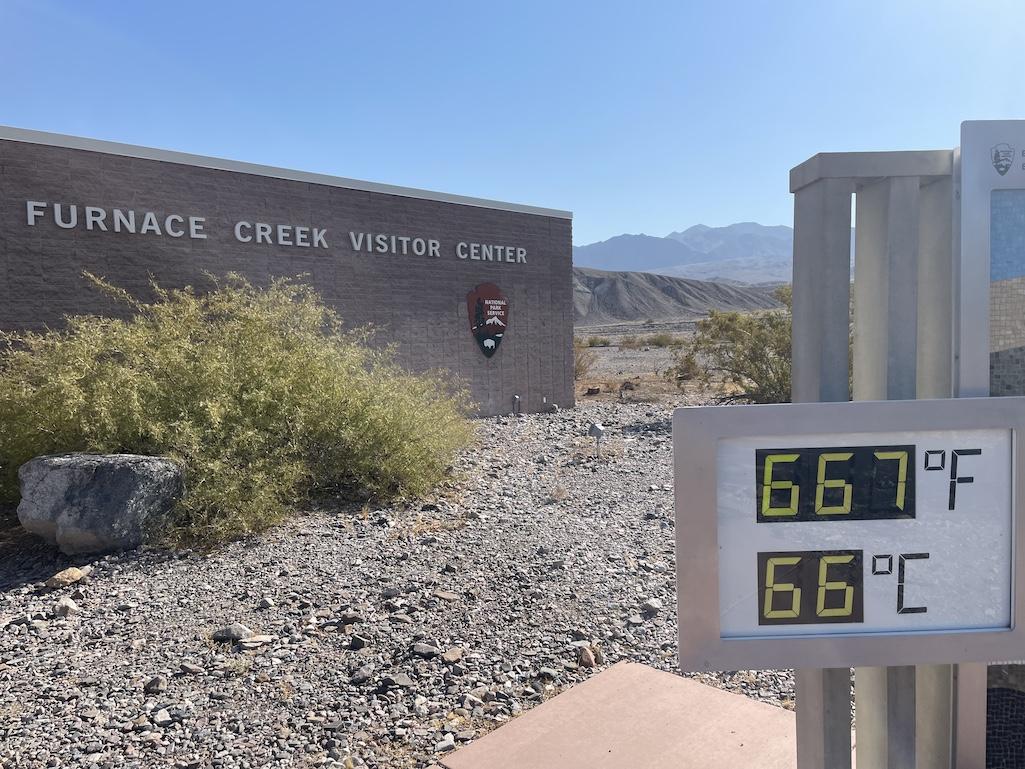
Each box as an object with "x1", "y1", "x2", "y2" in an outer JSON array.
[{"x1": 430, "y1": 661, "x2": 797, "y2": 769}]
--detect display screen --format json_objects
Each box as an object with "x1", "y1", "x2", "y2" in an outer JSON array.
[
  {"x1": 716, "y1": 428, "x2": 1012, "y2": 638},
  {"x1": 756, "y1": 445, "x2": 915, "y2": 522}
]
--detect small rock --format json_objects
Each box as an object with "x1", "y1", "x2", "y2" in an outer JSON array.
[
  {"x1": 180, "y1": 662, "x2": 204, "y2": 675},
  {"x1": 433, "y1": 590, "x2": 460, "y2": 602},
  {"x1": 435, "y1": 733, "x2": 456, "y2": 752},
  {"x1": 641, "y1": 597, "x2": 663, "y2": 614},
  {"x1": 144, "y1": 675, "x2": 168, "y2": 694},
  {"x1": 383, "y1": 673, "x2": 415, "y2": 689},
  {"x1": 350, "y1": 664, "x2": 375, "y2": 685},
  {"x1": 45, "y1": 567, "x2": 85, "y2": 589},
  {"x1": 349, "y1": 634, "x2": 371, "y2": 650},
  {"x1": 578, "y1": 646, "x2": 596, "y2": 668},
  {"x1": 441, "y1": 647, "x2": 464, "y2": 664},
  {"x1": 238, "y1": 634, "x2": 274, "y2": 649},
  {"x1": 412, "y1": 643, "x2": 441, "y2": 658},
  {"x1": 152, "y1": 708, "x2": 173, "y2": 728},
  {"x1": 54, "y1": 596, "x2": 79, "y2": 616},
  {"x1": 257, "y1": 597, "x2": 274, "y2": 609},
  {"x1": 211, "y1": 623, "x2": 253, "y2": 642}
]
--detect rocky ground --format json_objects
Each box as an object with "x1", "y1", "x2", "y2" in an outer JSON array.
[{"x1": 0, "y1": 396, "x2": 793, "y2": 769}]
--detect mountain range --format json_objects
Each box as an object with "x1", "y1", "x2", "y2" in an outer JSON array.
[
  {"x1": 573, "y1": 222, "x2": 795, "y2": 284},
  {"x1": 573, "y1": 266, "x2": 780, "y2": 326}
]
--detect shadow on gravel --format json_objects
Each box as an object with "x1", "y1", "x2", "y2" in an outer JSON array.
[
  {"x1": 0, "y1": 498, "x2": 382, "y2": 593},
  {"x1": 0, "y1": 503, "x2": 179, "y2": 592},
  {"x1": 0, "y1": 522, "x2": 191, "y2": 593},
  {"x1": 0, "y1": 522, "x2": 86, "y2": 592}
]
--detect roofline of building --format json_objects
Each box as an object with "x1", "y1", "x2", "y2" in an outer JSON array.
[{"x1": 0, "y1": 125, "x2": 573, "y2": 220}]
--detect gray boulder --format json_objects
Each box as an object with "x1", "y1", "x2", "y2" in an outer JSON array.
[{"x1": 17, "y1": 454, "x2": 183, "y2": 555}]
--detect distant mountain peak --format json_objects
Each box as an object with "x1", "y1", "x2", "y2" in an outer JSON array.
[{"x1": 575, "y1": 222, "x2": 794, "y2": 284}]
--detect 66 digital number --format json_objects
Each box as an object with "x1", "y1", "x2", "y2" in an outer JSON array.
[{"x1": 757, "y1": 550, "x2": 864, "y2": 625}]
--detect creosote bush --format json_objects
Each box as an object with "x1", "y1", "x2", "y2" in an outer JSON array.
[
  {"x1": 620, "y1": 333, "x2": 681, "y2": 350},
  {"x1": 0, "y1": 274, "x2": 473, "y2": 544},
  {"x1": 665, "y1": 286, "x2": 791, "y2": 403}
]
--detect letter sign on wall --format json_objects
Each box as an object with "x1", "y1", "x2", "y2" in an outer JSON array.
[{"x1": 467, "y1": 283, "x2": 508, "y2": 358}]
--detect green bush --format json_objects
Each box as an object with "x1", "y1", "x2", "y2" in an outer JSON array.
[
  {"x1": 586, "y1": 336, "x2": 611, "y2": 348},
  {"x1": 643, "y1": 333, "x2": 679, "y2": 348},
  {"x1": 617, "y1": 333, "x2": 680, "y2": 349},
  {"x1": 665, "y1": 286, "x2": 792, "y2": 403},
  {"x1": 0, "y1": 274, "x2": 473, "y2": 544}
]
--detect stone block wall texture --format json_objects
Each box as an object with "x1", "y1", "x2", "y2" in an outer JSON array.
[
  {"x1": 988, "y1": 191, "x2": 1025, "y2": 766},
  {"x1": 0, "y1": 137, "x2": 574, "y2": 416}
]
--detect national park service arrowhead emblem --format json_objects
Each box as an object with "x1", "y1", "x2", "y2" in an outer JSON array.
[
  {"x1": 467, "y1": 283, "x2": 508, "y2": 358},
  {"x1": 992, "y1": 143, "x2": 1015, "y2": 176}
]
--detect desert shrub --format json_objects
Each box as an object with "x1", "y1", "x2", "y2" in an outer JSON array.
[
  {"x1": 586, "y1": 337, "x2": 611, "y2": 348},
  {"x1": 574, "y1": 339, "x2": 596, "y2": 381},
  {"x1": 644, "y1": 333, "x2": 679, "y2": 348},
  {"x1": 617, "y1": 333, "x2": 678, "y2": 349},
  {"x1": 0, "y1": 274, "x2": 473, "y2": 544},
  {"x1": 665, "y1": 286, "x2": 792, "y2": 403},
  {"x1": 668, "y1": 350, "x2": 701, "y2": 382}
]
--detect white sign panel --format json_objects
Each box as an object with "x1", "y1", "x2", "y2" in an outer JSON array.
[
  {"x1": 675, "y1": 398, "x2": 1025, "y2": 671},
  {"x1": 716, "y1": 428, "x2": 1011, "y2": 639}
]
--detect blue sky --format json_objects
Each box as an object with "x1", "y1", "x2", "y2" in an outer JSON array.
[{"x1": 3, "y1": 0, "x2": 1024, "y2": 245}]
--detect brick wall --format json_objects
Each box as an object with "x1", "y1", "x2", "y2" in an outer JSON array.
[{"x1": 0, "y1": 138, "x2": 574, "y2": 416}]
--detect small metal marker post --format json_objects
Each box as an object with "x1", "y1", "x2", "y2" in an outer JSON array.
[{"x1": 588, "y1": 422, "x2": 605, "y2": 458}]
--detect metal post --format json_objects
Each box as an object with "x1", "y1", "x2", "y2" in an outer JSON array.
[
  {"x1": 852, "y1": 176, "x2": 923, "y2": 768},
  {"x1": 792, "y1": 176, "x2": 854, "y2": 769},
  {"x1": 796, "y1": 669, "x2": 853, "y2": 768},
  {"x1": 916, "y1": 175, "x2": 957, "y2": 769},
  {"x1": 952, "y1": 144, "x2": 988, "y2": 769},
  {"x1": 953, "y1": 663, "x2": 987, "y2": 769}
]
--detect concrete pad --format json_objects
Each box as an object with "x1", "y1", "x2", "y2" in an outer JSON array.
[{"x1": 436, "y1": 661, "x2": 796, "y2": 769}]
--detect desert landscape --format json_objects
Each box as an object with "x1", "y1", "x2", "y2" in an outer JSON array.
[{"x1": 0, "y1": 297, "x2": 794, "y2": 769}]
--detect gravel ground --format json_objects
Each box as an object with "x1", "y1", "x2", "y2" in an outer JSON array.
[
  {"x1": 583, "y1": 342, "x2": 679, "y2": 380},
  {"x1": 0, "y1": 399, "x2": 793, "y2": 769}
]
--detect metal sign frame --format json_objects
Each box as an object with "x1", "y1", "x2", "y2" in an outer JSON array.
[
  {"x1": 958, "y1": 120, "x2": 1025, "y2": 397},
  {"x1": 675, "y1": 396, "x2": 1025, "y2": 672}
]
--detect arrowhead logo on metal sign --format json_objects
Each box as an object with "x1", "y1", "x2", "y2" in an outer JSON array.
[
  {"x1": 467, "y1": 283, "x2": 508, "y2": 358},
  {"x1": 992, "y1": 143, "x2": 1015, "y2": 176}
]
